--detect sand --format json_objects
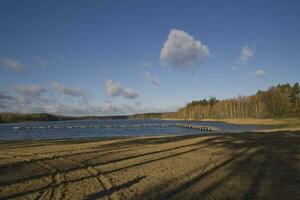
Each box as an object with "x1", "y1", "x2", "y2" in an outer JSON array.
[{"x1": 0, "y1": 130, "x2": 300, "y2": 200}]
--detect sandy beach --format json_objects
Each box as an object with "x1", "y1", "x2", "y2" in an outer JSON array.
[{"x1": 0, "y1": 130, "x2": 300, "y2": 200}]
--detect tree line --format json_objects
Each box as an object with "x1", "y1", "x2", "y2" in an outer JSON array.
[
  {"x1": 0, "y1": 113, "x2": 131, "y2": 123},
  {"x1": 0, "y1": 113, "x2": 74, "y2": 123},
  {"x1": 162, "y1": 83, "x2": 300, "y2": 119},
  {"x1": 1, "y1": 83, "x2": 299, "y2": 123},
  {"x1": 0, "y1": 112, "x2": 162, "y2": 123}
]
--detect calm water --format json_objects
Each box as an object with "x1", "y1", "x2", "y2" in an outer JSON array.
[{"x1": 0, "y1": 119, "x2": 270, "y2": 140}]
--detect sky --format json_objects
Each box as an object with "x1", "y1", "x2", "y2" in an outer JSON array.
[{"x1": 0, "y1": 0, "x2": 300, "y2": 116}]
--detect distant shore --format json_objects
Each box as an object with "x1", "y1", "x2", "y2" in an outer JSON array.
[{"x1": 1, "y1": 112, "x2": 300, "y2": 128}]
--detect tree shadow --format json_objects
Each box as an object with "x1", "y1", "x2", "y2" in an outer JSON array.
[
  {"x1": 0, "y1": 136, "x2": 223, "y2": 187},
  {"x1": 1, "y1": 131, "x2": 299, "y2": 200},
  {"x1": 84, "y1": 176, "x2": 146, "y2": 200},
  {"x1": 137, "y1": 131, "x2": 300, "y2": 200}
]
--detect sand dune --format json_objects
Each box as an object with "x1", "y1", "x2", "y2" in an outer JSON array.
[{"x1": 0, "y1": 131, "x2": 300, "y2": 200}]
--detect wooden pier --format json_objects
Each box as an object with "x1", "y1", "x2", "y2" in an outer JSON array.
[{"x1": 13, "y1": 123, "x2": 218, "y2": 132}]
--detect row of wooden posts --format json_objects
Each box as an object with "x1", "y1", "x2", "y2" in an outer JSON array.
[
  {"x1": 175, "y1": 124, "x2": 214, "y2": 131},
  {"x1": 13, "y1": 124, "x2": 168, "y2": 130},
  {"x1": 13, "y1": 124, "x2": 216, "y2": 131}
]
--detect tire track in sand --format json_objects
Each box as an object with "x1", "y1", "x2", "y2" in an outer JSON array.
[
  {"x1": 66, "y1": 155, "x2": 118, "y2": 200},
  {"x1": 34, "y1": 160, "x2": 67, "y2": 200}
]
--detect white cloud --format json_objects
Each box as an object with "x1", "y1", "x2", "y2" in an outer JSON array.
[
  {"x1": 123, "y1": 89, "x2": 139, "y2": 99},
  {"x1": 101, "y1": 101, "x2": 123, "y2": 114},
  {"x1": 52, "y1": 82, "x2": 84, "y2": 97},
  {"x1": 239, "y1": 46, "x2": 253, "y2": 64},
  {"x1": 33, "y1": 56, "x2": 48, "y2": 68},
  {"x1": 0, "y1": 58, "x2": 24, "y2": 71},
  {"x1": 0, "y1": 89, "x2": 93, "y2": 116},
  {"x1": 48, "y1": 102, "x2": 166, "y2": 116},
  {"x1": 160, "y1": 29, "x2": 210, "y2": 69},
  {"x1": 0, "y1": 93, "x2": 147, "y2": 116},
  {"x1": 12, "y1": 85, "x2": 46, "y2": 97},
  {"x1": 0, "y1": 85, "x2": 170, "y2": 116},
  {"x1": 105, "y1": 79, "x2": 138, "y2": 99},
  {"x1": 143, "y1": 70, "x2": 160, "y2": 86},
  {"x1": 105, "y1": 80, "x2": 123, "y2": 97},
  {"x1": 0, "y1": 89, "x2": 175, "y2": 116},
  {"x1": 251, "y1": 69, "x2": 266, "y2": 77},
  {"x1": 0, "y1": 88, "x2": 56, "y2": 113}
]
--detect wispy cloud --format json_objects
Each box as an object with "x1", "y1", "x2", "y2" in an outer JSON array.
[
  {"x1": 33, "y1": 56, "x2": 48, "y2": 68},
  {"x1": 160, "y1": 29, "x2": 210, "y2": 69},
  {"x1": 0, "y1": 58, "x2": 24, "y2": 71},
  {"x1": 1, "y1": 85, "x2": 55, "y2": 113},
  {"x1": 143, "y1": 70, "x2": 160, "y2": 86},
  {"x1": 251, "y1": 69, "x2": 266, "y2": 77},
  {"x1": 0, "y1": 92, "x2": 145, "y2": 116},
  {"x1": 52, "y1": 82, "x2": 84, "y2": 97},
  {"x1": 122, "y1": 89, "x2": 139, "y2": 99},
  {"x1": 140, "y1": 60, "x2": 152, "y2": 67},
  {"x1": 0, "y1": 88, "x2": 175, "y2": 116},
  {"x1": 105, "y1": 80, "x2": 138, "y2": 99},
  {"x1": 239, "y1": 46, "x2": 254, "y2": 64},
  {"x1": 12, "y1": 84, "x2": 46, "y2": 97},
  {"x1": 53, "y1": 54, "x2": 67, "y2": 62}
]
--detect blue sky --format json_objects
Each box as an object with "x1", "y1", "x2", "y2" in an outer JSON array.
[{"x1": 0, "y1": 0, "x2": 299, "y2": 116}]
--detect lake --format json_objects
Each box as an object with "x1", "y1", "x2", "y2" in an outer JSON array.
[{"x1": 0, "y1": 119, "x2": 270, "y2": 140}]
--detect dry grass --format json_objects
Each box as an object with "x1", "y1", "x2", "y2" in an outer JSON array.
[
  {"x1": 0, "y1": 130, "x2": 300, "y2": 200},
  {"x1": 202, "y1": 118, "x2": 291, "y2": 125},
  {"x1": 164, "y1": 117, "x2": 300, "y2": 126},
  {"x1": 173, "y1": 117, "x2": 300, "y2": 127}
]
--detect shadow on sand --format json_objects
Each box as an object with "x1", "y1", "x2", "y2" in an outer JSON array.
[{"x1": 0, "y1": 131, "x2": 299, "y2": 199}]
